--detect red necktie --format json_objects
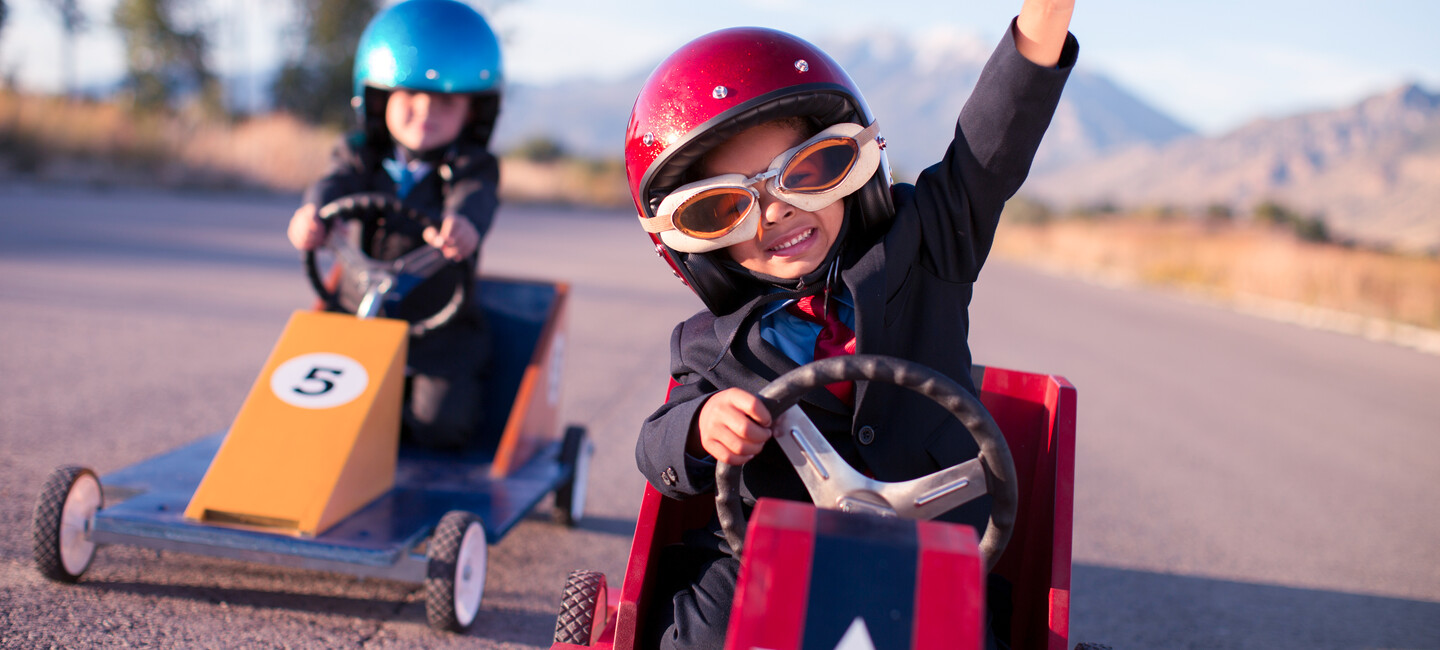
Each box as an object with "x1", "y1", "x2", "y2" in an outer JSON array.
[{"x1": 786, "y1": 293, "x2": 857, "y2": 406}]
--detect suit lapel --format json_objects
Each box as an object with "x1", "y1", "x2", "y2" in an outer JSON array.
[
  {"x1": 745, "y1": 316, "x2": 851, "y2": 416},
  {"x1": 843, "y1": 241, "x2": 886, "y2": 411}
]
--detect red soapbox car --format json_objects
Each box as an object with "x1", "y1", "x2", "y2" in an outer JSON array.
[{"x1": 550, "y1": 355, "x2": 1081, "y2": 650}]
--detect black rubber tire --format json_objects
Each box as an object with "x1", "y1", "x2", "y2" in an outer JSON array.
[
  {"x1": 1073, "y1": 644, "x2": 1113, "y2": 650},
  {"x1": 553, "y1": 425, "x2": 591, "y2": 527},
  {"x1": 32, "y1": 465, "x2": 102, "y2": 583},
  {"x1": 553, "y1": 569, "x2": 607, "y2": 646},
  {"x1": 425, "y1": 510, "x2": 487, "y2": 632}
]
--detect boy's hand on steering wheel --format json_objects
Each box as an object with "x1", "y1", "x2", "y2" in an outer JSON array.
[
  {"x1": 288, "y1": 204, "x2": 326, "y2": 251},
  {"x1": 694, "y1": 388, "x2": 774, "y2": 466},
  {"x1": 423, "y1": 215, "x2": 479, "y2": 260}
]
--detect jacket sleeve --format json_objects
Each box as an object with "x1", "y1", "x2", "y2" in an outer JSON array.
[
  {"x1": 302, "y1": 137, "x2": 375, "y2": 209},
  {"x1": 903, "y1": 18, "x2": 1077, "y2": 282},
  {"x1": 635, "y1": 320, "x2": 720, "y2": 500},
  {"x1": 442, "y1": 146, "x2": 501, "y2": 243}
]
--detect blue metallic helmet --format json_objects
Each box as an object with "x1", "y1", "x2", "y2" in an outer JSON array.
[{"x1": 352, "y1": 0, "x2": 504, "y2": 147}]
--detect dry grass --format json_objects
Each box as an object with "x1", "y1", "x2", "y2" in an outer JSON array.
[
  {"x1": 499, "y1": 157, "x2": 630, "y2": 208},
  {"x1": 0, "y1": 90, "x2": 631, "y2": 206},
  {"x1": 993, "y1": 215, "x2": 1440, "y2": 331},
  {"x1": 176, "y1": 113, "x2": 339, "y2": 191},
  {"x1": 0, "y1": 90, "x2": 338, "y2": 190}
]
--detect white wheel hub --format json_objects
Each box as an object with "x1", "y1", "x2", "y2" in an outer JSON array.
[
  {"x1": 453, "y1": 522, "x2": 487, "y2": 627},
  {"x1": 61, "y1": 473, "x2": 101, "y2": 576},
  {"x1": 570, "y1": 440, "x2": 594, "y2": 522}
]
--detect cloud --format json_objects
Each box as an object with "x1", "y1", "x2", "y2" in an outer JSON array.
[
  {"x1": 1094, "y1": 40, "x2": 1420, "y2": 134},
  {"x1": 493, "y1": 3, "x2": 680, "y2": 84}
]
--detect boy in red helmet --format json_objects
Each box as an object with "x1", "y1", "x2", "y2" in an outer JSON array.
[{"x1": 626, "y1": 1, "x2": 1077, "y2": 648}]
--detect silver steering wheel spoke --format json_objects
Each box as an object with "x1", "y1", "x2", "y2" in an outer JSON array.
[
  {"x1": 881, "y1": 457, "x2": 988, "y2": 520},
  {"x1": 772, "y1": 406, "x2": 875, "y2": 512},
  {"x1": 329, "y1": 230, "x2": 371, "y2": 273},
  {"x1": 306, "y1": 194, "x2": 460, "y2": 331},
  {"x1": 772, "y1": 406, "x2": 989, "y2": 519},
  {"x1": 393, "y1": 244, "x2": 448, "y2": 279}
]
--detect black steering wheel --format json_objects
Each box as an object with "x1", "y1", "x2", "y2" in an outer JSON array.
[
  {"x1": 716, "y1": 355, "x2": 1019, "y2": 573},
  {"x1": 305, "y1": 193, "x2": 466, "y2": 334}
]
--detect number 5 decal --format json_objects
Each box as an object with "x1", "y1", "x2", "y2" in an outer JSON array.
[
  {"x1": 294, "y1": 366, "x2": 344, "y2": 396},
  {"x1": 271, "y1": 353, "x2": 370, "y2": 409}
]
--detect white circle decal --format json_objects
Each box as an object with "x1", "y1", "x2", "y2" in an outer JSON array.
[{"x1": 270, "y1": 353, "x2": 370, "y2": 409}]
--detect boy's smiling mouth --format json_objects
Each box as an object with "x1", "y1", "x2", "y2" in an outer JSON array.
[{"x1": 768, "y1": 227, "x2": 815, "y2": 253}]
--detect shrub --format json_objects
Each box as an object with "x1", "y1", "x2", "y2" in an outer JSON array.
[{"x1": 1004, "y1": 195, "x2": 1053, "y2": 225}]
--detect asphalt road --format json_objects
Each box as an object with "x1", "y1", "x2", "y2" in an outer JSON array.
[{"x1": 1, "y1": 186, "x2": 1436, "y2": 649}]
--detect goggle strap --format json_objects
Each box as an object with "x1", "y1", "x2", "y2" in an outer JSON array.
[
  {"x1": 855, "y1": 120, "x2": 881, "y2": 148},
  {"x1": 640, "y1": 212, "x2": 675, "y2": 233}
]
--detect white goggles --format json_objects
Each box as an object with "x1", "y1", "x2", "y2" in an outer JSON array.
[{"x1": 641, "y1": 121, "x2": 882, "y2": 254}]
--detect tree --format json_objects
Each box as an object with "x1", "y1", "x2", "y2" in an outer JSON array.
[
  {"x1": 1294, "y1": 215, "x2": 1330, "y2": 243},
  {"x1": 112, "y1": 0, "x2": 222, "y2": 114},
  {"x1": 272, "y1": 0, "x2": 379, "y2": 127},
  {"x1": 515, "y1": 136, "x2": 567, "y2": 163},
  {"x1": 0, "y1": 1, "x2": 10, "y2": 90},
  {"x1": 1003, "y1": 195, "x2": 1053, "y2": 225},
  {"x1": 44, "y1": 0, "x2": 87, "y2": 97},
  {"x1": 1204, "y1": 203, "x2": 1234, "y2": 222},
  {"x1": 1253, "y1": 200, "x2": 1299, "y2": 227},
  {"x1": 1253, "y1": 200, "x2": 1330, "y2": 243}
]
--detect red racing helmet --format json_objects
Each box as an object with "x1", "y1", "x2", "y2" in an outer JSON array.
[{"x1": 625, "y1": 27, "x2": 893, "y2": 314}]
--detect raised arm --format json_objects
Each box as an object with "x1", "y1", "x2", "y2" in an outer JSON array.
[
  {"x1": 1016, "y1": 0, "x2": 1076, "y2": 66},
  {"x1": 893, "y1": 4, "x2": 1077, "y2": 285}
]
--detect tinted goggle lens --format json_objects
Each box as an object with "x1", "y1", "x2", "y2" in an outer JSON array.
[
  {"x1": 779, "y1": 137, "x2": 860, "y2": 193},
  {"x1": 672, "y1": 187, "x2": 755, "y2": 239}
]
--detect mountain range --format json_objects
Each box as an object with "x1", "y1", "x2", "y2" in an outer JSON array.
[
  {"x1": 492, "y1": 30, "x2": 1438, "y2": 252},
  {"x1": 1026, "y1": 83, "x2": 1440, "y2": 252},
  {"x1": 491, "y1": 28, "x2": 1193, "y2": 177}
]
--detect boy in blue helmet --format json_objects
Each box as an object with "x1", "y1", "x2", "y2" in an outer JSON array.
[
  {"x1": 625, "y1": 0, "x2": 1077, "y2": 648},
  {"x1": 287, "y1": 0, "x2": 503, "y2": 448}
]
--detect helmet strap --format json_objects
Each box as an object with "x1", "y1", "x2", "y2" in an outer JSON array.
[
  {"x1": 854, "y1": 169, "x2": 896, "y2": 238},
  {"x1": 680, "y1": 251, "x2": 753, "y2": 316}
]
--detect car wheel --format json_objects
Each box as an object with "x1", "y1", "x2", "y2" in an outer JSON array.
[
  {"x1": 425, "y1": 510, "x2": 487, "y2": 632},
  {"x1": 33, "y1": 466, "x2": 103, "y2": 583},
  {"x1": 553, "y1": 569, "x2": 608, "y2": 646},
  {"x1": 554, "y1": 425, "x2": 592, "y2": 527}
]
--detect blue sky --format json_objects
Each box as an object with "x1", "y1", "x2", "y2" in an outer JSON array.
[{"x1": 3, "y1": 0, "x2": 1438, "y2": 134}]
